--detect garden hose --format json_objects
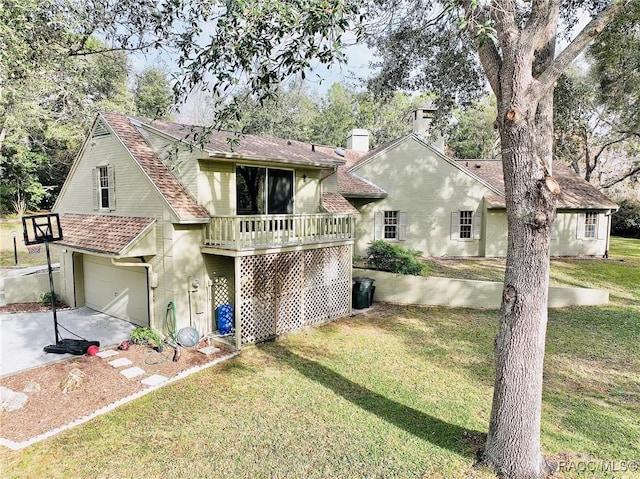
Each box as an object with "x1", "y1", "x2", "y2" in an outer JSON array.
[
  {"x1": 165, "y1": 302, "x2": 181, "y2": 362},
  {"x1": 166, "y1": 302, "x2": 177, "y2": 340}
]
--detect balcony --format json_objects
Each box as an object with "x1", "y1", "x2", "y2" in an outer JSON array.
[{"x1": 203, "y1": 214, "x2": 356, "y2": 250}]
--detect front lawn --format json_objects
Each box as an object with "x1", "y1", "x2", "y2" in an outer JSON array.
[
  {"x1": 0, "y1": 217, "x2": 48, "y2": 268},
  {"x1": 2, "y1": 238, "x2": 638, "y2": 478}
]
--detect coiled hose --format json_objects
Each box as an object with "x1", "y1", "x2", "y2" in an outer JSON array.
[{"x1": 165, "y1": 302, "x2": 181, "y2": 361}]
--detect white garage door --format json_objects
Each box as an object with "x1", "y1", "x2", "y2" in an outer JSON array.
[{"x1": 83, "y1": 255, "x2": 148, "y2": 327}]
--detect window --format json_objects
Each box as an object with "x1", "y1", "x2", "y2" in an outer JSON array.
[
  {"x1": 93, "y1": 165, "x2": 115, "y2": 211},
  {"x1": 384, "y1": 211, "x2": 399, "y2": 239},
  {"x1": 584, "y1": 212, "x2": 597, "y2": 238},
  {"x1": 374, "y1": 211, "x2": 407, "y2": 240},
  {"x1": 459, "y1": 211, "x2": 473, "y2": 239},
  {"x1": 451, "y1": 210, "x2": 481, "y2": 240},
  {"x1": 98, "y1": 166, "x2": 110, "y2": 209},
  {"x1": 236, "y1": 166, "x2": 293, "y2": 215}
]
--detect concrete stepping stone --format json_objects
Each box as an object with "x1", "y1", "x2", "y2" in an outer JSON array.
[
  {"x1": 108, "y1": 358, "x2": 133, "y2": 368},
  {"x1": 96, "y1": 350, "x2": 119, "y2": 359},
  {"x1": 198, "y1": 346, "x2": 221, "y2": 355},
  {"x1": 120, "y1": 366, "x2": 145, "y2": 379},
  {"x1": 141, "y1": 375, "x2": 168, "y2": 386}
]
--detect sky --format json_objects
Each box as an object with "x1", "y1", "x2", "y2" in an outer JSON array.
[{"x1": 129, "y1": 30, "x2": 378, "y2": 124}]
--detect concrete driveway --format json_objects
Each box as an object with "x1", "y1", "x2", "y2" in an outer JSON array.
[{"x1": 0, "y1": 307, "x2": 137, "y2": 377}]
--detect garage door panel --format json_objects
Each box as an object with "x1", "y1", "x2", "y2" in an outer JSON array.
[{"x1": 83, "y1": 256, "x2": 148, "y2": 327}]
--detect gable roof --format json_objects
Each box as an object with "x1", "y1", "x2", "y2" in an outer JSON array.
[
  {"x1": 135, "y1": 118, "x2": 347, "y2": 169},
  {"x1": 57, "y1": 214, "x2": 156, "y2": 256},
  {"x1": 336, "y1": 133, "x2": 501, "y2": 199},
  {"x1": 99, "y1": 112, "x2": 210, "y2": 223},
  {"x1": 456, "y1": 160, "x2": 618, "y2": 210}
]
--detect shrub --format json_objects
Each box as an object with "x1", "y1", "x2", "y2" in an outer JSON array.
[
  {"x1": 129, "y1": 327, "x2": 164, "y2": 346},
  {"x1": 366, "y1": 240, "x2": 425, "y2": 275},
  {"x1": 611, "y1": 199, "x2": 640, "y2": 239},
  {"x1": 40, "y1": 291, "x2": 62, "y2": 307}
]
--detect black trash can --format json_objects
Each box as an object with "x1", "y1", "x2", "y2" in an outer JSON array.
[{"x1": 352, "y1": 277, "x2": 375, "y2": 309}]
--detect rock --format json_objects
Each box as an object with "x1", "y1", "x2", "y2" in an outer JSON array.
[
  {"x1": 0, "y1": 386, "x2": 28, "y2": 412},
  {"x1": 23, "y1": 381, "x2": 41, "y2": 393},
  {"x1": 60, "y1": 368, "x2": 86, "y2": 393}
]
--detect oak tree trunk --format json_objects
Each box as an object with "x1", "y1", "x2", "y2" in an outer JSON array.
[
  {"x1": 481, "y1": 6, "x2": 559, "y2": 477},
  {"x1": 482, "y1": 102, "x2": 557, "y2": 478}
]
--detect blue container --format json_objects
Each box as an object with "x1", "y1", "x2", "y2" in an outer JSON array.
[{"x1": 216, "y1": 303, "x2": 234, "y2": 335}]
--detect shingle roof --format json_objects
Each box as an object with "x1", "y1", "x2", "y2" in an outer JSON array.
[
  {"x1": 138, "y1": 119, "x2": 347, "y2": 168},
  {"x1": 321, "y1": 192, "x2": 360, "y2": 214},
  {"x1": 456, "y1": 160, "x2": 618, "y2": 209},
  {"x1": 99, "y1": 112, "x2": 210, "y2": 222},
  {"x1": 57, "y1": 214, "x2": 155, "y2": 255}
]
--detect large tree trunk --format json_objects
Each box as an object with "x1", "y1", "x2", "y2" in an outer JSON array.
[
  {"x1": 481, "y1": 8, "x2": 559, "y2": 477},
  {"x1": 483, "y1": 101, "x2": 558, "y2": 478}
]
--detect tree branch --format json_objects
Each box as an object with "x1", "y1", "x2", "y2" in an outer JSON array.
[
  {"x1": 530, "y1": 0, "x2": 632, "y2": 99},
  {"x1": 600, "y1": 164, "x2": 640, "y2": 188},
  {"x1": 461, "y1": 1, "x2": 503, "y2": 96}
]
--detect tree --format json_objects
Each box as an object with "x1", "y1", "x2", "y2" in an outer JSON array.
[
  {"x1": 233, "y1": 80, "x2": 320, "y2": 141},
  {"x1": 449, "y1": 95, "x2": 500, "y2": 159},
  {"x1": 362, "y1": 1, "x2": 632, "y2": 476},
  {"x1": 134, "y1": 67, "x2": 174, "y2": 119},
  {"x1": 0, "y1": 37, "x2": 133, "y2": 212},
  {"x1": 1, "y1": 0, "x2": 171, "y2": 213}
]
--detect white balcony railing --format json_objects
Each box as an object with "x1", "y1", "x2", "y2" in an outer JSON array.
[{"x1": 204, "y1": 214, "x2": 356, "y2": 250}]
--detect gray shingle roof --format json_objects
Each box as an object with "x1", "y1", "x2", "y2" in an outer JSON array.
[
  {"x1": 456, "y1": 160, "x2": 618, "y2": 209},
  {"x1": 137, "y1": 119, "x2": 347, "y2": 168}
]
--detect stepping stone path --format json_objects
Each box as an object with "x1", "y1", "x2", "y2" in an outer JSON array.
[{"x1": 98, "y1": 350, "x2": 169, "y2": 386}]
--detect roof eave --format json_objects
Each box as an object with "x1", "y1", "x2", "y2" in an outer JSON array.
[{"x1": 207, "y1": 152, "x2": 344, "y2": 169}]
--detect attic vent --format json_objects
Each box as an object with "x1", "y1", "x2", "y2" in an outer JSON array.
[
  {"x1": 334, "y1": 148, "x2": 345, "y2": 157},
  {"x1": 92, "y1": 121, "x2": 110, "y2": 138},
  {"x1": 474, "y1": 163, "x2": 482, "y2": 168}
]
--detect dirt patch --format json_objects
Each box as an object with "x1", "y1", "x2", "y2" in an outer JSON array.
[
  {"x1": 0, "y1": 308, "x2": 234, "y2": 444},
  {"x1": 0, "y1": 301, "x2": 70, "y2": 314}
]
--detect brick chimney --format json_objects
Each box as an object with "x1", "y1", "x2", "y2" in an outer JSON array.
[
  {"x1": 346, "y1": 128, "x2": 370, "y2": 152},
  {"x1": 412, "y1": 106, "x2": 445, "y2": 151}
]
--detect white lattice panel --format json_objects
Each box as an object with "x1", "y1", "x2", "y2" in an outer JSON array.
[{"x1": 238, "y1": 245, "x2": 351, "y2": 345}]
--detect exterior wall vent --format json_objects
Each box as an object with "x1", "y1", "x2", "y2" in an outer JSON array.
[{"x1": 92, "y1": 120, "x2": 111, "y2": 138}]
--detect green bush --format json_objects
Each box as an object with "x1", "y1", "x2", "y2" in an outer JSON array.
[
  {"x1": 129, "y1": 327, "x2": 164, "y2": 346},
  {"x1": 366, "y1": 240, "x2": 425, "y2": 275},
  {"x1": 40, "y1": 291, "x2": 62, "y2": 307},
  {"x1": 611, "y1": 199, "x2": 640, "y2": 239}
]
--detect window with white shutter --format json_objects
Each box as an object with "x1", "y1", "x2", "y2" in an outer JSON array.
[{"x1": 452, "y1": 210, "x2": 480, "y2": 241}]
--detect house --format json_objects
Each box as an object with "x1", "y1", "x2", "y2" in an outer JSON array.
[
  {"x1": 52, "y1": 112, "x2": 358, "y2": 348},
  {"x1": 336, "y1": 108, "x2": 619, "y2": 259}
]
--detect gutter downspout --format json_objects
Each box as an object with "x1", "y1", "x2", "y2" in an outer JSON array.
[
  {"x1": 604, "y1": 211, "x2": 612, "y2": 259},
  {"x1": 111, "y1": 257, "x2": 156, "y2": 330}
]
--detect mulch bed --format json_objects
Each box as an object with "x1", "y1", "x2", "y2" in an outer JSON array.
[{"x1": 0, "y1": 303, "x2": 234, "y2": 446}]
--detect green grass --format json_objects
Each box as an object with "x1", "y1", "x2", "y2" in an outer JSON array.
[
  {"x1": 422, "y1": 237, "x2": 640, "y2": 305},
  {"x1": 0, "y1": 217, "x2": 48, "y2": 268},
  {"x1": 2, "y1": 238, "x2": 638, "y2": 478}
]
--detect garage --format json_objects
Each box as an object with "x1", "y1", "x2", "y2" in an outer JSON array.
[{"x1": 83, "y1": 255, "x2": 149, "y2": 327}]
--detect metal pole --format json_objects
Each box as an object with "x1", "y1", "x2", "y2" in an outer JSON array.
[
  {"x1": 45, "y1": 240, "x2": 60, "y2": 343},
  {"x1": 12, "y1": 231, "x2": 18, "y2": 265}
]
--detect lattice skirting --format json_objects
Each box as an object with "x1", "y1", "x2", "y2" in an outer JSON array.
[{"x1": 238, "y1": 245, "x2": 351, "y2": 345}]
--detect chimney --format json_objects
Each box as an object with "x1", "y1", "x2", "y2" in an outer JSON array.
[
  {"x1": 346, "y1": 129, "x2": 370, "y2": 152},
  {"x1": 412, "y1": 105, "x2": 445, "y2": 151}
]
